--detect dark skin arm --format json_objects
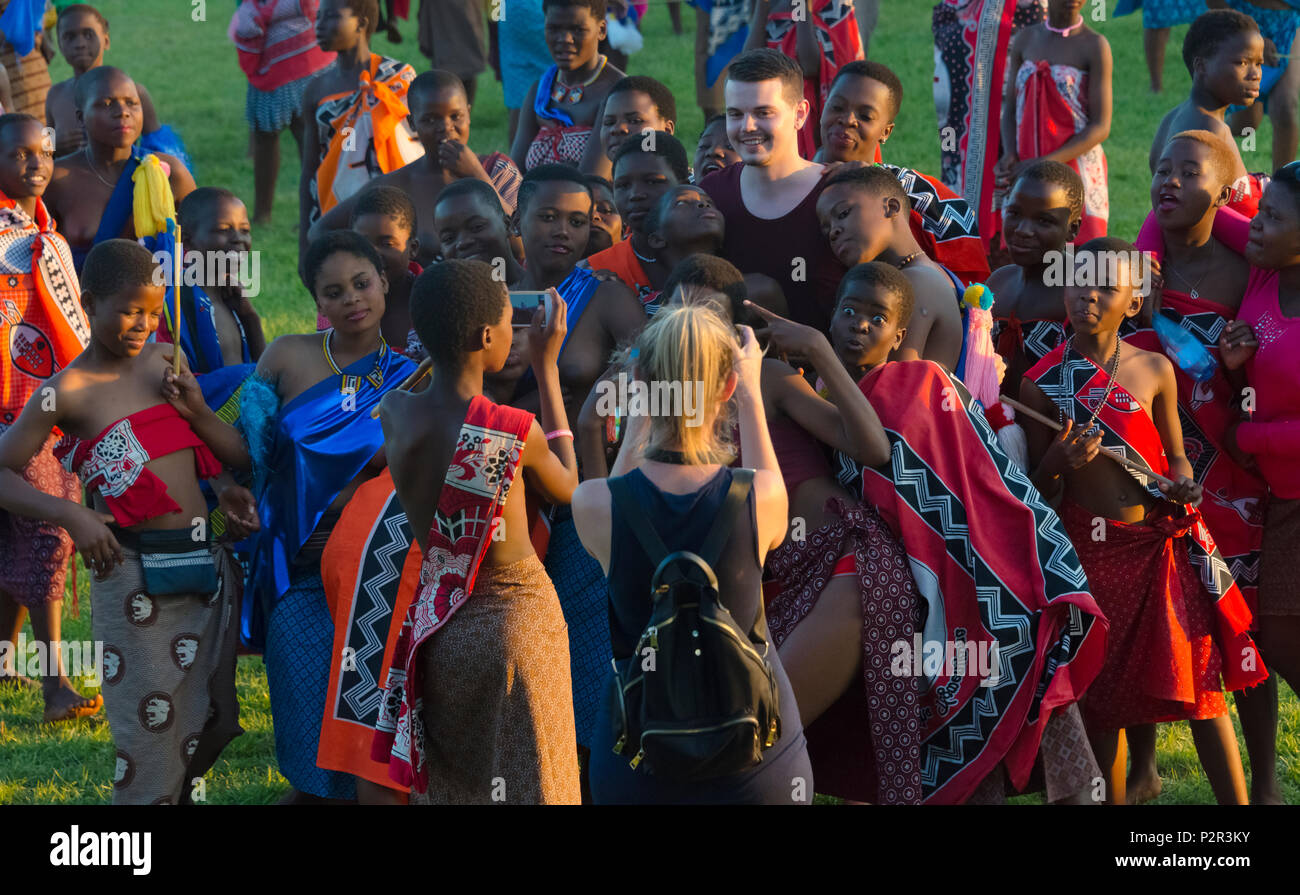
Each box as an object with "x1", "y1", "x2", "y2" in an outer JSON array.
[
  {"x1": 1020, "y1": 377, "x2": 1102, "y2": 500},
  {"x1": 510, "y1": 81, "x2": 541, "y2": 173},
  {"x1": 522, "y1": 294, "x2": 579, "y2": 503},
  {"x1": 747, "y1": 301, "x2": 891, "y2": 466},
  {"x1": 137, "y1": 84, "x2": 162, "y2": 136},
  {"x1": 160, "y1": 352, "x2": 253, "y2": 472},
  {"x1": 298, "y1": 79, "x2": 325, "y2": 265},
  {"x1": 0, "y1": 376, "x2": 121, "y2": 576}
]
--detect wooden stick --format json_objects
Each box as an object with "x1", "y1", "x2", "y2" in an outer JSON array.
[
  {"x1": 998, "y1": 395, "x2": 1178, "y2": 488},
  {"x1": 172, "y1": 225, "x2": 183, "y2": 375},
  {"x1": 369, "y1": 357, "x2": 433, "y2": 418}
]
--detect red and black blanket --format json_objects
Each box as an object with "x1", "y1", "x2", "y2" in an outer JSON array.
[{"x1": 834, "y1": 360, "x2": 1106, "y2": 803}]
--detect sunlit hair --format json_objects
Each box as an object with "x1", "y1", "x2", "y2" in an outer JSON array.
[
  {"x1": 1163, "y1": 129, "x2": 1239, "y2": 190},
  {"x1": 634, "y1": 303, "x2": 738, "y2": 466}
]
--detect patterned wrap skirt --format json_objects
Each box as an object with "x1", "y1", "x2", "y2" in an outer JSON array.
[
  {"x1": 411, "y1": 555, "x2": 580, "y2": 805},
  {"x1": 0, "y1": 434, "x2": 78, "y2": 607}
]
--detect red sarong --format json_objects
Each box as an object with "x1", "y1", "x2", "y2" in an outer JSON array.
[
  {"x1": 1027, "y1": 344, "x2": 1266, "y2": 702},
  {"x1": 1060, "y1": 499, "x2": 1233, "y2": 729},
  {"x1": 373, "y1": 395, "x2": 535, "y2": 791},
  {"x1": 838, "y1": 360, "x2": 1107, "y2": 803},
  {"x1": 1012, "y1": 60, "x2": 1107, "y2": 242},
  {"x1": 766, "y1": 0, "x2": 863, "y2": 160}
]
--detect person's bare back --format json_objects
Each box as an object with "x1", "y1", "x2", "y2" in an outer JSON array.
[{"x1": 1150, "y1": 100, "x2": 1248, "y2": 182}]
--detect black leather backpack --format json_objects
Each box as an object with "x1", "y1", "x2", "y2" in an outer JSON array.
[{"x1": 605, "y1": 468, "x2": 782, "y2": 781}]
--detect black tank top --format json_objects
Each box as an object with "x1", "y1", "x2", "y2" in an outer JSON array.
[{"x1": 592, "y1": 466, "x2": 811, "y2": 804}]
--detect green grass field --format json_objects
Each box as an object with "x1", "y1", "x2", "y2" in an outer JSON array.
[{"x1": 0, "y1": 0, "x2": 1295, "y2": 805}]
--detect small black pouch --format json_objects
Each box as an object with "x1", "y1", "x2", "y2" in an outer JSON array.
[{"x1": 116, "y1": 528, "x2": 218, "y2": 597}]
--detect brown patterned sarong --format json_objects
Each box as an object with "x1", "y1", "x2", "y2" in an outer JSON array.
[
  {"x1": 766, "y1": 498, "x2": 924, "y2": 805},
  {"x1": 0, "y1": 434, "x2": 78, "y2": 607},
  {"x1": 92, "y1": 542, "x2": 243, "y2": 805},
  {"x1": 412, "y1": 554, "x2": 580, "y2": 805}
]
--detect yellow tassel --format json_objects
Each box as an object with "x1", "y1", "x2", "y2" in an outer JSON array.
[{"x1": 131, "y1": 154, "x2": 176, "y2": 238}]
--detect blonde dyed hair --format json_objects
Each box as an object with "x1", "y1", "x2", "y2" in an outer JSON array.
[{"x1": 635, "y1": 302, "x2": 738, "y2": 466}]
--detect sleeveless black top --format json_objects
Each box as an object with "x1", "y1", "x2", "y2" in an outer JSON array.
[{"x1": 590, "y1": 466, "x2": 813, "y2": 804}]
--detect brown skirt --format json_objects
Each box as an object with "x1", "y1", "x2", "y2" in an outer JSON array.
[
  {"x1": 1260, "y1": 497, "x2": 1300, "y2": 616},
  {"x1": 414, "y1": 554, "x2": 580, "y2": 805}
]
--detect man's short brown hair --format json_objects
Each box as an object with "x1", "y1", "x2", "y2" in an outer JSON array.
[{"x1": 726, "y1": 48, "x2": 805, "y2": 107}]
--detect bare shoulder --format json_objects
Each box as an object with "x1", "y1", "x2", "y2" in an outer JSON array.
[
  {"x1": 571, "y1": 476, "x2": 612, "y2": 528},
  {"x1": 258, "y1": 333, "x2": 316, "y2": 374},
  {"x1": 905, "y1": 265, "x2": 959, "y2": 309},
  {"x1": 1085, "y1": 28, "x2": 1112, "y2": 58},
  {"x1": 1129, "y1": 341, "x2": 1173, "y2": 377}
]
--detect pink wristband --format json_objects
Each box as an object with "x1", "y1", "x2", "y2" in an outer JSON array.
[{"x1": 545, "y1": 428, "x2": 573, "y2": 441}]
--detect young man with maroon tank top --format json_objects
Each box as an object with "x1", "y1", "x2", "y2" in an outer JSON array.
[{"x1": 699, "y1": 49, "x2": 845, "y2": 333}]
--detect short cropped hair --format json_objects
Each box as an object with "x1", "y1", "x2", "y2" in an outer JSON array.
[
  {"x1": 436, "y1": 177, "x2": 508, "y2": 220},
  {"x1": 409, "y1": 69, "x2": 467, "y2": 100},
  {"x1": 612, "y1": 130, "x2": 690, "y2": 182},
  {"x1": 1014, "y1": 159, "x2": 1084, "y2": 223},
  {"x1": 0, "y1": 112, "x2": 43, "y2": 142},
  {"x1": 837, "y1": 261, "x2": 914, "y2": 329},
  {"x1": 607, "y1": 76, "x2": 677, "y2": 125},
  {"x1": 1164, "y1": 129, "x2": 1240, "y2": 189},
  {"x1": 542, "y1": 0, "x2": 606, "y2": 19},
  {"x1": 58, "y1": 3, "x2": 109, "y2": 32},
  {"x1": 1183, "y1": 10, "x2": 1259, "y2": 75},
  {"x1": 824, "y1": 164, "x2": 910, "y2": 207},
  {"x1": 74, "y1": 65, "x2": 132, "y2": 113},
  {"x1": 662, "y1": 253, "x2": 747, "y2": 324},
  {"x1": 410, "y1": 259, "x2": 508, "y2": 367},
  {"x1": 1074, "y1": 235, "x2": 1148, "y2": 290},
  {"x1": 517, "y1": 163, "x2": 593, "y2": 212},
  {"x1": 726, "y1": 48, "x2": 805, "y2": 107},
  {"x1": 178, "y1": 187, "x2": 243, "y2": 233},
  {"x1": 584, "y1": 173, "x2": 614, "y2": 195},
  {"x1": 342, "y1": 0, "x2": 380, "y2": 36},
  {"x1": 350, "y1": 184, "x2": 418, "y2": 234},
  {"x1": 829, "y1": 60, "x2": 904, "y2": 120},
  {"x1": 302, "y1": 230, "x2": 384, "y2": 294},
  {"x1": 81, "y1": 239, "x2": 158, "y2": 304},
  {"x1": 700, "y1": 113, "x2": 727, "y2": 138}
]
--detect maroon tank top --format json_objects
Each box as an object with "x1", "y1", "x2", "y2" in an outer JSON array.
[{"x1": 700, "y1": 163, "x2": 846, "y2": 333}]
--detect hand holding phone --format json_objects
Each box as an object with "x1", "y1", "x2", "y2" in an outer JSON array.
[{"x1": 509, "y1": 290, "x2": 552, "y2": 328}]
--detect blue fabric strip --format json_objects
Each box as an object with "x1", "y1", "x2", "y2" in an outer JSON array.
[{"x1": 534, "y1": 65, "x2": 576, "y2": 127}]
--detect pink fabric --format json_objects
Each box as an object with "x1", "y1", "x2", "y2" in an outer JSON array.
[{"x1": 1237, "y1": 266, "x2": 1300, "y2": 498}]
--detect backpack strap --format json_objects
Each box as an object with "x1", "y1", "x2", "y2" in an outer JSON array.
[
  {"x1": 607, "y1": 473, "x2": 671, "y2": 568},
  {"x1": 698, "y1": 468, "x2": 754, "y2": 569}
]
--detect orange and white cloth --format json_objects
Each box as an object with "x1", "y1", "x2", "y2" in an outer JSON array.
[
  {"x1": 0, "y1": 190, "x2": 85, "y2": 426},
  {"x1": 309, "y1": 53, "x2": 424, "y2": 222}
]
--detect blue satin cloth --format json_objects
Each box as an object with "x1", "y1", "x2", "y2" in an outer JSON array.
[
  {"x1": 241, "y1": 345, "x2": 414, "y2": 648},
  {"x1": 166, "y1": 284, "x2": 252, "y2": 376},
  {"x1": 534, "y1": 65, "x2": 576, "y2": 127}
]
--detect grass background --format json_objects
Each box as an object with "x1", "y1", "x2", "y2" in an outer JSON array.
[{"x1": 0, "y1": 0, "x2": 1295, "y2": 804}]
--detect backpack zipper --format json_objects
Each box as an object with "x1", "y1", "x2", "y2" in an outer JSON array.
[{"x1": 631, "y1": 718, "x2": 762, "y2": 770}]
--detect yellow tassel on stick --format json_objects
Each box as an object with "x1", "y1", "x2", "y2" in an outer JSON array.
[{"x1": 131, "y1": 154, "x2": 176, "y2": 238}]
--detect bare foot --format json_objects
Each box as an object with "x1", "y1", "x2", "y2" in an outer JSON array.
[
  {"x1": 252, "y1": 214, "x2": 272, "y2": 227},
  {"x1": 42, "y1": 679, "x2": 103, "y2": 723},
  {"x1": 1125, "y1": 770, "x2": 1163, "y2": 805}
]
